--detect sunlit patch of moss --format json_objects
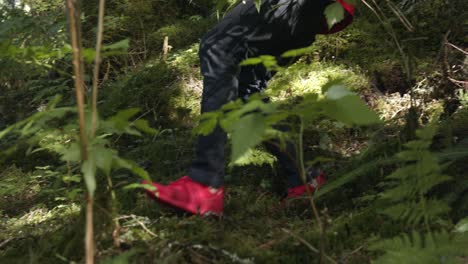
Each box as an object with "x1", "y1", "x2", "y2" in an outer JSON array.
[
  {"x1": 0, "y1": 203, "x2": 80, "y2": 240},
  {"x1": 166, "y1": 44, "x2": 203, "y2": 125},
  {"x1": 374, "y1": 91, "x2": 445, "y2": 126},
  {"x1": 0, "y1": 166, "x2": 42, "y2": 217},
  {"x1": 101, "y1": 43, "x2": 203, "y2": 128},
  {"x1": 267, "y1": 60, "x2": 370, "y2": 100}
]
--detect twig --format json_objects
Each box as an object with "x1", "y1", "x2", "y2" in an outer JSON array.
[
  {"x1": 448, "y1": 77, "x2": 468, "y2": 88},
  {"x1": 446, "y1": 42, "x2": 468, "y2": 55},
  {"x1": 257, "y1": 236, "x2": 289, "y2": 249},
  {"x1": 385, "y1": 0, "x2": 413, "y2": 31},
  {"x1": 0, "y1": 238, "x2": 13, "y2": 249},
  {"x1": 281, "y1": 228, "x2": 337, "y2": 264},
  {"x1": 116, "y1": 214, "x2": 157, "y2": 238},
  {"x1": 341, "y1": 245, "x2": 365, "y2": 261},
  {"x1": 131, "y1": 215, "x2": 157, "y2": 238},
  {"x1": 348, "y1": 245, "x2": 364, "y2": 256}
]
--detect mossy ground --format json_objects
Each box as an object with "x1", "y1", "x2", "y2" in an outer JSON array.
[{"x1": 1, "y1": 13, "x2": 467, "y2": 263}]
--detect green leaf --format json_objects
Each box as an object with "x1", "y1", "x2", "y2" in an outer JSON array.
[
  {"x1": 322, "y1": 85, "x2": 380, "y2": 125},
  {"x1": 114, "y1": 157, "x2": 151, "y2": 181},
  {"x1": 82, "y1": 48, "x2": 95, "y2": 63},
  {"x1": 123, "y1": 183, "x2": 156, "y2": 192},
  {"x1": 321, "y1": 78, "x2": 347, "y2": 94},
  {"x1": 229, "y1": 148, "x2": 276, "y2": 167},
  {"x1": 105, "y1": 108, "x2": 141, "y2": 133},
  {"x1": 103, "y1": 39, "x2": 130, "y2": 51},
  {"x1": 133, "y1": 119, "x2": 158, "y2": 135},
  {"x1": 254, "y1": 0, "x2": 262, "y2": 12},
  {"x1": 81, "y1": 158, "x2": 97, "y2": 197},
  {"x1": 455, "y1": 218, "x2": 468, "y2": 233},
  {"x1": 193, "y1": 112, "x2": 220, "y2": 136},
  {"x1": 94, "y1": 145, "x2": 116, "y2": 176},
  {"x1": 324, "y1": 2, "x2": 345, "y2": 29},
  {"x1": 240, "y1": 55, "x2": 281, "y2": 71},
  {"x1": 281, "y1": 46, "x2": 316, "y2": 58},
  {"x1": 325, "y1": 85, "x2": 353, "y2": 99},
  {"x1": 230, "y1": 113, "x2": 267, "y2": 162},
  {"x1": 59, "y1": 142, "x2": 81, "y2": 162},
  {"x1": 240, "y1": 57, "x2": 263, "y2": 66},
  {"x1": 110, "y1": 108, "x2": 140, "y2": 122},
  {"x1": 62, "y1": 174, "x2": 82, "y2": 183}
]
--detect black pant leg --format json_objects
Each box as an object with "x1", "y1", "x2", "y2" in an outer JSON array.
[
  {"x1": 187, "y1": 18, "x2": 245, "y2": 187},
  {"x1": 188, "y1": 74, "x2": 239, "y2": 188},
  {"x1": 237, "y1": 65, "x2": 303, "y2": 188}
]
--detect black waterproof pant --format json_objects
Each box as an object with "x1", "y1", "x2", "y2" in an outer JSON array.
[{"x1": 188, "y1": 0, "x2": 330, "y2": 188}]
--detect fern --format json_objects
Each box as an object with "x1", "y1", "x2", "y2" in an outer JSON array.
[
  {"x1": 379, "y1": 121, "x2": 452, "y2": 228},
  {"x1": 370, "y1": 231, "x2": 468, "y2": 264}
]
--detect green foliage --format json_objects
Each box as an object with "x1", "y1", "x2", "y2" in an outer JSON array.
[
  {"x1": 378, "y1": 121, "x2": 452, "y2": 227},
  {"x1": 454, "y1": 218, "x2": 468, "y2": 233},
  {"x1": 370, "y1": 231, "x2": 468, "y2": 264},
  {"x1": 0, "y1": 166, "x2": 32, "y2": 198},
  {"x1": 0, "y1": 96, "x2": 156, "y2": 197},
  {"x1": 324, "y1": 2, "x2": 345, "y2": 29},
  {"x1": 322, "y1": 85, "x2": 381, "y2": 125},
  {"x1": 241, "y1": 55, "x2": 283, "y2": 71},
  {"x1": 1, "y1": 0, "x2": 467, "y2": 262},
  {"x1": 229, "y1": 148, "x2": 276, "y2": 167},
  {"x1": 100, "y1": 53, "x2": 202, "y2": 127},
  {"x1": 195, "y1": 81, "x2": 380, "y2": 165}
]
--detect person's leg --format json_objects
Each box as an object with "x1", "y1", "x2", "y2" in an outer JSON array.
[
  {"x1": 237, "y1": 64, "x2": 303, "y2": 189},
  {"x1": 142, "y1": 42, "x2": 242, "y2": 216},
  {"x1": 188, "y1": 74, "x2": 239, "y2": 188},
  {"x1": 237, "y1": 64, "x2": 325, "y2": 195},
  {"x1": 187, "y1": 19, "x2": 248, "y2": 188},
  {"x1": 263, "y1": 137, "x2": 301, "y2": 188}
]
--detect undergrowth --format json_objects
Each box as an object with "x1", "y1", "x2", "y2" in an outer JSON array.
[{"x1": 1, "y1": 1, "x2": 467, "y2": 263}]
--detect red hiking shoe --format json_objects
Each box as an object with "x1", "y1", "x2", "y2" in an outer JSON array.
[
  {"x1": 286, "y1": 171, "x2": 326, "y2": 200},
  {"x1": 142, "y1": 176, "x2": 224, "y2": 216}
]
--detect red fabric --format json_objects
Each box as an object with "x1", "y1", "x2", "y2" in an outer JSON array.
[
  {"x1": 336, "y1": 0, "x2": 355, "y2": 15},
  {"x1": 143, "y1": 176, "x2": 224, "y2": 216},
  {"x1": 286, "y1": 171, "x2": 326, "y2": 199},
  {"x1": 320, "y1": 0, "x2": 355, "y2": 34}
]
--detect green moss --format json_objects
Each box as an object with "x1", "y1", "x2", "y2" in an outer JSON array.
[{"x1": 267, "y1": 60, "x2": 370, "y2": 100}]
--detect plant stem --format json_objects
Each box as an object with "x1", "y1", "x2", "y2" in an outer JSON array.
[
  {"x1": 298, "y1": 117, "x2": 328, "y2": 264},
  {"x1": 86, "y1": 195, "x2": 94, "y2": 264},
  {"x1": 66, "y1": 0, "x2": 87, "y2": 160},
  {"x1": 66, "y1": 0, "x2": 94, "y2": 263},
  {"x1": 91, "y1": 0, "x2": 106, "y2": 138}
]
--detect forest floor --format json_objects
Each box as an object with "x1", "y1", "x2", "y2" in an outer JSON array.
[{"x1": 1, "y1": 18, "x2": 467, "y2": 264}]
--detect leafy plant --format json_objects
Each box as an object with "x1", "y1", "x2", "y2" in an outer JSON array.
[
  {"x1": 194, "y1": 74, "x2": 380, "y2": 262},
  {"x1": 370, "y1": 230, "x2": 468, "y2": 264},
  {"x1": 378, "y1": 120, "x2": 451, "y2": 229}
]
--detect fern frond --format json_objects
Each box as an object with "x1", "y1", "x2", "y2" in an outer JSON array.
[
  {"x1": 370, "y1": 231, "x2": 468, "y2": 264},
  {"x1": 378, "y1": 120, "x2": 452, "y2": 228}
]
